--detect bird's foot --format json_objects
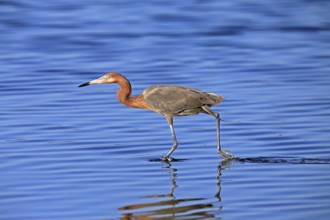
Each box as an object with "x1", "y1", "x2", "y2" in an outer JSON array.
[
  {"x1": 161, "y1": 156, "x2": 173, "y2": 162},
  {"x1": 218, "y1": 150, "x2": 236, "y2": 159}
]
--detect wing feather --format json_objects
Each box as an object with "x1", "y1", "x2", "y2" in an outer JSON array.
[{"x1": 143, "y1": 85, "x2": 223, "y2": 115}]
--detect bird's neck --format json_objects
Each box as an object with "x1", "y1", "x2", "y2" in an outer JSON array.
[{"x1": 116, "y1": 77, "x2": 151, "y2": 110}]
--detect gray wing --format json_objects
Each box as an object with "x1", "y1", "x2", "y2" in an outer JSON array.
[{"x1": 143, "y1": 85, "x2": 224, "y2": 115}]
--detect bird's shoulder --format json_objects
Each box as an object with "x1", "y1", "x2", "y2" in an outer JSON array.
[
  {"x1": 143, "y1": 84, "x2": 193, "y2": 95},
  {"x1": 143, "y1": 85, "x2": 207, "y2": 100}
]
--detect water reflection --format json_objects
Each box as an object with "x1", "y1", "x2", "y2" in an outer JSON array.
[{"x1": 118, "y1": 160, "x2": 233, "y2": 219}]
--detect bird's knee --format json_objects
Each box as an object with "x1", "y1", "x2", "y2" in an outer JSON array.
[{"x1": 172, "y1": 140, "x2": 179, "y2": 149}]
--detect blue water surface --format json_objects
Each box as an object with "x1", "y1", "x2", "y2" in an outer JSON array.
[{"x1": 1, "y1": 0, "x2": 330, "y2": 219}]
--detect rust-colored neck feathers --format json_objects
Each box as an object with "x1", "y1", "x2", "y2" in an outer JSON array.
[{"x1": 115, "y1": 74, "x2": 153, "y2": 111}]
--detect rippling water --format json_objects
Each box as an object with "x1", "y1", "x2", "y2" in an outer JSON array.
[{"x1": 1, "y1": 0, "x2": 330, "y2": 219}]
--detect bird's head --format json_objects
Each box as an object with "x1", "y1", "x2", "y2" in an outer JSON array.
[{"x1": 78, "y1": 72, "x2": 122, "y2": 87}]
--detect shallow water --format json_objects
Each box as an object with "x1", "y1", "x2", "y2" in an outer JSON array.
[{"x1": 1, "y1": 0, "x2": 330, "y2": 219}]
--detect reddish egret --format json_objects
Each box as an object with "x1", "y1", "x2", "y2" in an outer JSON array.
[{"x1": 79, "y1": 72, "x2": 235, "y2": 161}]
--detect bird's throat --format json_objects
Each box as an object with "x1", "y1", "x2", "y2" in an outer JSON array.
[
  {"x1": 116, "y1": 79, "x2": 154, "y2": 111},
  {"x1": 116, "y1": 79, "x2": 132, "y2": 106}
]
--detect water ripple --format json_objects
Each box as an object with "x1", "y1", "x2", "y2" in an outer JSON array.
[{"x1": 1, "y1": 0, "x2": 330, "y2": 220}]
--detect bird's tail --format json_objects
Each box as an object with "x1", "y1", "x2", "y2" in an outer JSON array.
[{"x1": 206, "y1": 92, "x2": 224, "y2": 104}]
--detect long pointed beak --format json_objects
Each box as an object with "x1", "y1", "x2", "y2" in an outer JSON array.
[
  {"x1": 78, "y1": 82, "x2": 90, "y2": 87},
  {"x1": 78, "y1": 78, "x2": 104, "y2": 87}
]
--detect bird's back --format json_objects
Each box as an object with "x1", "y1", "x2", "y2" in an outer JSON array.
[{"x1": 142, "y1": 85, "x2": 224, "y2": 116}]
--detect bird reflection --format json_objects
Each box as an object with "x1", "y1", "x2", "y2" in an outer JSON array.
[
  {"x1": 215, "y1": 159, "x2": 235, "y2": 200},
  {"x1": 118, "y1": 159, "x2": 234, "y2": 219}
]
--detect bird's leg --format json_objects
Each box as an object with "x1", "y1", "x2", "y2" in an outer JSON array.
[
  {"x1": 162, "y1": 116, "x2": 178, "y2": 161},
  {"x1": 202, "y1": 106, "x2": 235, "y2": 159}
]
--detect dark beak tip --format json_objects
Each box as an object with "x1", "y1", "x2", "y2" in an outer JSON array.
[{"x1": 78, "y1": 82, "x2": 90, "y2": 87}]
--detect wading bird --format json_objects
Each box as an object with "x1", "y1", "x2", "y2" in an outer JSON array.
[{"x1": 78, "y1": 72, "x2": 234, "y2": 161}]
